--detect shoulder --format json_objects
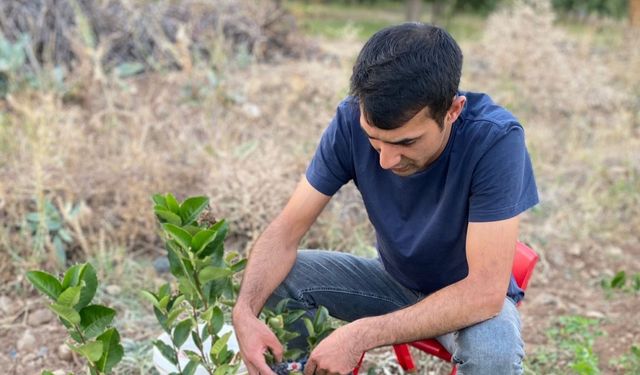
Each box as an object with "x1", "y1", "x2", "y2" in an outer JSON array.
[
  {"x1": 459, "y1": 91, "x2": 522, "y2": 127},
  {"x1": 457, "y1": 91, "x2": 524, "y2": 142}
]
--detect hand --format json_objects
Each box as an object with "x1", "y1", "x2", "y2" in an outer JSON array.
[
  {"x1": 233, "y1": 308, "x2": 283, "y2": 375},
  {"x1": 303, "y1": 323, "x2": 366, "y2": 375}
]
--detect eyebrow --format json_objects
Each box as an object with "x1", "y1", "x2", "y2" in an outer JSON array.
[{"x1": 360, "y1": 125, "x2": 420, "y2": 145}]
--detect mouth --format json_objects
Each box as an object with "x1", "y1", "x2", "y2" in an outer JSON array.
[{"x1": 391, "y1": 165, "x2": 411, "y2": 174}]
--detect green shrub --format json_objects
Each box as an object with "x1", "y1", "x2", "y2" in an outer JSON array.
[
  {"x1": 145, "y1": 193, "x2": 246, "y2": 375},
  {"x1": 26, "y1": 263, "x2": 124, "y2": 375}
]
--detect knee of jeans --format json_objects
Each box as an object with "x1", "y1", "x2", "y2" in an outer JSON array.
[{"x1": 453, "y1": 322, "x2": 524, "y2": 374}]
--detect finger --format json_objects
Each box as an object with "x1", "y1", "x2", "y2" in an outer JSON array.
[
  {"x1": 255, "y1": 359, "x2": 276, "y2": 375},
  {"x1": 266, "y1": 339, "x2": 284, "y2": 363},
  {"x1": 304, "y1": 358, "x2": 317, "y2": 375}
]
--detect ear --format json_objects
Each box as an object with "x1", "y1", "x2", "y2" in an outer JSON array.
[{"x1": 446, "y1": 95, "x2": 466, "y2": 125}]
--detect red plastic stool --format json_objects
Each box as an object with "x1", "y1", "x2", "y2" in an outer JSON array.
[{"x1": 353, "y1": 241, "x2": 538, "y2": 374}]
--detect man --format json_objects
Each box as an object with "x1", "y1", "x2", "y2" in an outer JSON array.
[{"x1": 232, "y1": 22, "x2": 538, "y2": 375}]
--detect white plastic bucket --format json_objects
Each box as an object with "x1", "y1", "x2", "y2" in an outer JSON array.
[{"x1": 153, "y1": 323, "x2": 248, "y2": 375}]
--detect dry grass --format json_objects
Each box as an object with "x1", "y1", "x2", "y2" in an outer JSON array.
[{"x1": 1, "y1": 0, "x2": 639, "y2": 373}]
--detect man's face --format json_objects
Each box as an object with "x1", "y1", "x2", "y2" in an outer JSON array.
[{"x1": 360, "y1": 100, "x2": 463, "y2": 176}]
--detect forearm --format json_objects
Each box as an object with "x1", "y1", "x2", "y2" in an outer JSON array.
[
  {"x1": 233, "y1": 219, "x2": 299, "y2": 317},
  {"x1": 355, "y1": 276, "x2": 506, "y2": 350}
]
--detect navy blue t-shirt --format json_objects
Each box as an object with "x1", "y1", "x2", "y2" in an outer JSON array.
[{"x1": 305, "y1": 92, "x2": 539, "y2": 303}]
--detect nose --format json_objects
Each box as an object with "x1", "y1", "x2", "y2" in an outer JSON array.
[{"x1": 378, "y1": 143, "x2": 401, "y2": 170}]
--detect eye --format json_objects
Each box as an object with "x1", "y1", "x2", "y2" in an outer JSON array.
[{"x1": 398, "y1": 140, "x2": 415, "y2": 146}]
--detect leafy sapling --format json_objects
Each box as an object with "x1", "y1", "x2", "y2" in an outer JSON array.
[
  {"x1": 26, "y1": 263, "x2": 124, "y2": 375},
  {"x1": 145, "y1": 193, "x2": 247, "y2": 375},
  {"x1": 263, "y1": 302, "x2": 336, "y2": 375}
]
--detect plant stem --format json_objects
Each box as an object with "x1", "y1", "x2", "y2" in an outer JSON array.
[
  {"x1": 189, "y1": 306, "x2": 215, "y2": 375},
  {"x1": 73, "y1": 324, "x2": 100, "y2": 375}
]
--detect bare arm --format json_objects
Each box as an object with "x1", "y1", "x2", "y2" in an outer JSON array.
[
  {"x1": 232, "y1": 176, "x2": 330, "y2": 374},
  {"x1": 359, "y1": 216, "x2": 520, "y2": 346},
  {"x1": 304, "y1": 215, "x2": 520, "y2": 374}
]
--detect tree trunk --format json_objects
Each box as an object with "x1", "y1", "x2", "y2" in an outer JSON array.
[
  {"x1": 405, "y1": 0, "x2": 422, "y2": 22},
  {"x1": 631, "y1": 0, "x2": 640, "y2": 28}
]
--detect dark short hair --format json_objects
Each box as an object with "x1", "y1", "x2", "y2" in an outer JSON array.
[{"x1": 350, "y1": 23, "x2": 463, "y2": 130}]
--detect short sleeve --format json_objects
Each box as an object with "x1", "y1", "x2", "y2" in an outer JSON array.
[
  {"x1": 305, "y1": 101, "x2": 356, "y2": 196},
  {"x1": 468, "y1": 126, "x2": 539, "y2": 222}
]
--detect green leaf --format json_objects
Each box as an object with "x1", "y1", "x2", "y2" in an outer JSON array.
[
  {"x1": 183, "y1": 360, "x2": 199, "y2": 375},
  {"x1": 80, "y1": 305, "x2": 116, "y2": 339},
  {"x1": 50, "y1": 303, "x2": 81, "y2": 325},
  {"x1": 53, "y1": 236, "x2": 67, "y2": 266},
  {"x1": 165, "y1": 306, "x2": 186, "y2": 329},
  {"x1": 26, "y1": 270, "x2": 62, "y2": 300},
  {"x1": 166, "y1": 243, "x2": 184, "y2": 277},
  {"x1": 61, "y1": 263, "x2": 97, "y2": 309},
  {"x1": 165, "y1": 193, "x2": 180, "y2": 214},
  {"x1": 95, "y1": 328, "x2": 124, "y2": 373},
  {"x1": 284, "y1": 348, "x2": 304, "y2": 361},
  {"x1": 179, "y1": 196, "x2": 209, "y2": 226},
  {"x1": 155, "y1": 208, "x2": 182, "y2": 226},
  {"x1": 71, "y1": 341, "x2": 103, "y2": 362},
  {"x1": 611, "y1": 271, "x2": 626, "y2": 289},
  {"x1": 152, "y1": 194, "x2": 167, "y2": 208},
  {"x1": 302, "y1": 317, "x2": 315, "y2": 337},
  {"x1": 211, "y1": 331, "x2": 232, "y2": 356},
  {"x1": 199, "y1": 266, "x2": 232, "y2": 283},
  {"x1": 192, "y1": 229, "x2": 217, "y2": 254},
  {"x1": 230, "y1": 259, "x2": 247, "y2": 274},
  {"x1": 213, "y1": 364, "x2": 230, "y2": 375},
  {"x1": 153, "y1": 339, "x2": 178, "y2": 365},
  {"x1": 58, "y1": 228, "x2": 73, "y2": 243},
  {"x1": 173, "y1": 319, "x2": 192, "y2": 348},
  {"x1": 192, "y1": 329, "x2": 204, "y2": 351},
  {"x1": 210, "y1": 306, "x2": 224, "y2": 335},
  {"x1": 61, "y1": 264, "x2": 83, "y2": 289},
  {"x1": 140, "y1": 290, "x2": 161, "y2": 309},
  {"x1": 57, "y1": 285, "x2": 82, "y2": 307},
  {"x1": 115, "y1": 62, "x2": 145, "y2": 78},
  {"x1": 184, "y1": 349, "x2": 202, "y2": 362},
  {"x1": 163, "y1": 223, "x2": 193, "y2": 250},
  {"x1": 313, "y1": 306, "x2": 329, "y2": 328},
  {"x1": 284, "y1": 310, "x2": 306, "y2": 326},
  {"x1": 199, "y1": 220, "x2": 228, "y2": 259}
]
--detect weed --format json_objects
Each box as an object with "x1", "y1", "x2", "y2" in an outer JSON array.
[
  {"x1": 525, "y1": 315, "x2": 603, "y2": 375},
  {"x1": 610, "y1": 344, "x2": 640, "y2": 374},
  {"x1": 23, "y1": 198, "x2": 82, "y2": 267},
  {"x1": 601, "y1": 270, "x2": 640, "y2": 296}
]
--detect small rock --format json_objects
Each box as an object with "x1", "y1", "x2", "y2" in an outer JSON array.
[
  {"x1": 547, "y1": 250, "x2": 566, "y2": 266},
  {"x1": 241, "y1": 103, "x2": 261, "y2": 119},
  {"x1": 37, "y1": 346, "x2": 48, "y2": 357},
  {"x1": 606, "y1": 246, "x2": 623, "y2": 256},
  {"x1": 28, "y1": 308, "x2": 54, "y2": 326},
  {"x1": 585, "y1": 310, "x2": 605, "y2": 319},
  {"x1": 17, "y1": 330, "x2": 36, "y2": 352},
  {"x1": 105, "y1": 285, "x2": 122, "y2": 295},
  {"x1": 568, "y1": 244, "x2": 581, "y2": 256},
  {"x1": 0, "y1": 295, "x2": 12, "y2": 314},
  {"x1": 21, "y1": 352, "x2": 36, "y2": 364},
  {"x1": 153, "y1": 257, "x2": 170, "y2": 274},
  {"x1": 52, "y1": 371, "x2": 66, "y2": 375},
  {"x1": 58, "y1": 344, "x2": 72, "y2": 361},
  {"x1": 533, "y1": 292, "x2": 560, "y2": 306}
]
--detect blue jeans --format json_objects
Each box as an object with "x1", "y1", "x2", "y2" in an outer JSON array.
[{"x1": 267, "y1": 250, "x2": 524, "y2": 375}]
